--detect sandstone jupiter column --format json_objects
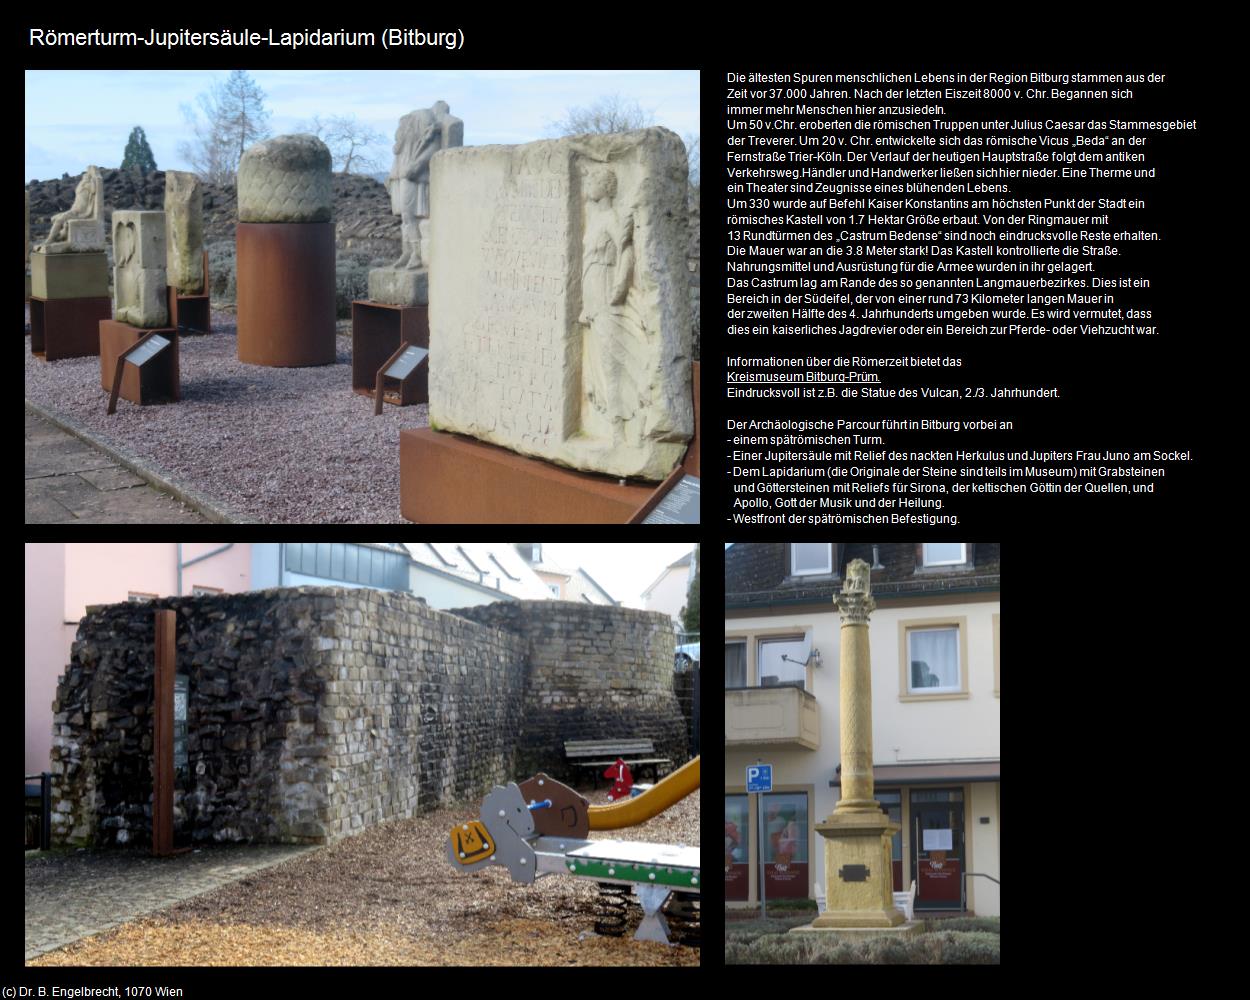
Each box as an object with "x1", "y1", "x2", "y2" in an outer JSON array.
[
  {"x1": 809, "y1": 559, "x2": 905, "y2": 928},
  {"x1": 236, "y1": 134, "x2": 336, "y2": 366}
]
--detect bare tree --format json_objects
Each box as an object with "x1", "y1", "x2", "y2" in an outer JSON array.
[
  {"x1": 178, "y1": 71, "x2": 272, "y2": 184},
  {"x1": 297, "y1": 114, "x2": 387, "y2": 175},
  {"x1": 548, "y1": 94, "x2": 654, "y2": 136}
]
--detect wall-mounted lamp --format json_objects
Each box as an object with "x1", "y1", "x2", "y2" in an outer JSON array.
[{"x1": 782, "y1": 648, "x2": 823, "y2": 669}]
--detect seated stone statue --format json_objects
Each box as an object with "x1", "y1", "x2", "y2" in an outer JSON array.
[{"x1": 38, "y1": 166, "x2": 105, "y2": 253}]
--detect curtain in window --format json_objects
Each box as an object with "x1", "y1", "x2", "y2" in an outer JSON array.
[
  {"x1": 909, "y1": 628, "x2": 959, "y2": 689},
  {"x1": 725, "y1": 642, "x2": 746, "y2": 687}
]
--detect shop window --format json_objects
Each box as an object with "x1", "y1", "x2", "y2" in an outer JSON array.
[
  {"x1": 725, "y1": 795, "x2": 750, "y2": 901},
  {"x1": 762, "y1": 792, "x2": 810, "y2": 899}
]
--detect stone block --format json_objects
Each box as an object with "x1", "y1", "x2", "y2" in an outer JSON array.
[
  {"x1": 31, "y1": 250, "x2": 109, "y2": 299},
  {"x1": 67, "y1": 219, "x2": 105, "y2": 250},
  {"x1": 428, "y1": 128, "x2": 693, "y2": 481},
  {"x1": 165, "y1": 170, "x2": 205, "y2": 295},
  {"x1": 113, "y1": 211, "x2": 169, "y2": 328},
  {"x1": 367, "y1": 267, "x2": 429, "y2": 306}
]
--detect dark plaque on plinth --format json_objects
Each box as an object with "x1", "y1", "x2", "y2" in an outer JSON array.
[
  {"x1": 352, "y1": 300, "x2": 429, "y2": 402},
  {"x1": 374, "y1": 343, "x2": 430, "y2": 414},
  {"x1": 636, "y1": 474, "x2": 700, "y2": 524},
  {"x1": 30, "y1": 296, "x2": 111, "y2": 360},
  {"x1": 168, "y1": 251, "x2": 212, "y2": 336},
  {"x1": 106, "y1": 328, "x2": 179, "y2": 414},
  {"x1": 839, "y1": 865, "x2": 870, "y2": 882}
]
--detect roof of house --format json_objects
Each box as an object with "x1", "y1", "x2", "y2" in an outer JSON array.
[
  {"x1": 406, "y1": 543, "x2": 552, "y2": 600},
  {"x1": 726, "y1": 543, "x2": 1000, "y2": 609},
  {"x1": 641, "y1": 549, "x2": 694, "y2": 599},
  {"x1": 574, "y1": 568, "x2": 617, "y2": 605}
]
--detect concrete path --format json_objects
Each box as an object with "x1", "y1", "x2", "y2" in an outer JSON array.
[
  {"x1": 25, "y1": 844, "x2": 316, "y2": 960},
  {"x1": 25, "y1": 410, "x2": 211, "y2": 523}
]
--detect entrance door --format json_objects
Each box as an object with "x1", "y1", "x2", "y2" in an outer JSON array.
[{"x1": 911, "y1": 788, "x2": 964, "y2": 910}]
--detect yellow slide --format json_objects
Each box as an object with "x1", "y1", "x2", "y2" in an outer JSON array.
[{"x1": 587, "y1": 755, "x2": 700, "y2": 830}]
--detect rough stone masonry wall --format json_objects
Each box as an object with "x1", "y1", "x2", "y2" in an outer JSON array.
[
  {"x1": 319, "y1": 589, "x2": 526, "y2": 843},
  {"x1": 449, "y1": 601, "x2": 689, "y2": 780},
  {"x1": 49, "y1": 589, "x2": 336, "y2": 848},
  {"x1": 50, "y1": 591, "x2": 672, "y2": 847}
]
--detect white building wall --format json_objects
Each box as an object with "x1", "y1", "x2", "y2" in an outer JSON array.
[
  {"x1": 725, "y1": 595, "x2": 999, "y2": 910},
  {"x1": 643, "y1": 567, "x2": 690, "y2": 625}
]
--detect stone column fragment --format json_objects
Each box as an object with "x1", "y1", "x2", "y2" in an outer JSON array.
[
  {"x1": 165, "y1": 171, "x2": 205, "y2": 295},
  {"x1": 113, "y1": 210, "x2": 168, "y2": 328}
]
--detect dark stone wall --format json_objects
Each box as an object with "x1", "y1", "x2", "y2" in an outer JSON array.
[
  {"x1": 450, "y1": 601, "x2": 689, "y2": 781},
  {"x1": 320, "y1": 589, "x2": 527, "y2": 842},
  {"x1": 50, "y1": 589, "x2": 682, "y2": 847},
  {"x1": 49, "y1": 589, "x2": 336, "y2": 847}
]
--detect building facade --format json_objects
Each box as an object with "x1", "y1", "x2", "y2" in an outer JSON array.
[
  {"x1": 725, "y1": 542, "x2": 1000, "y2": 916},
  {"x1": 642, "y1": 551, "x2": 693, "y2": 626}
]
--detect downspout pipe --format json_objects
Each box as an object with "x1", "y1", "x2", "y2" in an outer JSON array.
[{"x1": 176, "y1": 543, "x2": 235, "y2": 596}]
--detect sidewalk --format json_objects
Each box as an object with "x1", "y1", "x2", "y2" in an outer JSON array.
[
  {"x1": 25, "y1": 410, "x2": 210, "y2": 523},
  {"x1": 25, "y1": 843, "x2": 316, "y2": 960}
]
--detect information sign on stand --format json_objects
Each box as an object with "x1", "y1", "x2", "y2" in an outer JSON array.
[
  {"x1": 374, "y1": 343, "x2": 429, "y2": 414},
  {"x1": 108, "y1": 331, "x2": 175, "y2": 414}
]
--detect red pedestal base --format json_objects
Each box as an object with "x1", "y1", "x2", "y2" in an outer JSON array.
[
  {"x1": 236, "y1": 222, "x2": 335, "y2": 366},
  {"x1": 99, "y1": 320, "x2": 180, "y2": 407},
  {"x1": 400, "y1": 429, "x2": 660, "y2": 524},
  {"x1": 29, "y1": 296, "x2": 111, "y2": 360},
  {"x1": 351, "y1": 300, "x2": 428, "y2": 405}
]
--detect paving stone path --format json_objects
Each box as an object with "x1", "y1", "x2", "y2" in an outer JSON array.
[
  {"x1": 25, "y1": 410, "x2": 211, "y2": 523},
  {"x1": 25, "y1": 844, "x2": 316, "y2": 960}
]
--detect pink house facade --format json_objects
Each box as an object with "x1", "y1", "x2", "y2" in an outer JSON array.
[{"x1": 24, "y1": 543, "x2": 251, "y2": 774}]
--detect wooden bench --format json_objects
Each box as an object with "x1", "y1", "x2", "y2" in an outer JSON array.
[{"x1": 564, "y1": 739, "x2": 672, "y2": 786}]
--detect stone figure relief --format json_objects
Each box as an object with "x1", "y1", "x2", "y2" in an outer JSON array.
[
  {"x1": 38, "y1": 165, "x2": 105, "y2": 252},
  {"x1": 844, "y1": 559, "x2": 871, "y2": 594},
  {"x1": 112, "y1": 210, "x2": 168, "y2": 328},
  {"x1": 579, "y1": 166, "x2": 649, "y2": 447},
  {"x1": 386, "y1": 100, "x2": 463, "y2": 270}
]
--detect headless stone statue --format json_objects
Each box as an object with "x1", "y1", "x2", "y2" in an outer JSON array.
[
  {"x1": 369, "y1": 101, "x2": 463, "y2": 306},
  {"x1": 38, "y1": 166, "x2": 105, "y2": 253}
]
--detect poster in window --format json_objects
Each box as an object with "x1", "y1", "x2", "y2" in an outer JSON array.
[{"x1": 923, "y1": 828, "x2": 953, "y2": 851}]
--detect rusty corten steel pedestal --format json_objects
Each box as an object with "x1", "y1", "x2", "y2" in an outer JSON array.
[
  {"x1": 400, "y1": 361, "x2": 701, "y2": 523},
  {"x1": 351, "y1": 300, "x2": 428, "y2": 405},
  {"x1": 29, "y1": 296, "x2": 111, "y2": 360},
  {"x1": 236, "y1": 222, "x2": 335, "y2": 366},
  {"x1": 99, "y1": 320, "x2": 180, "y2": 406},
  {"x1": 400, "y1": 429, "x2": 656, "y2": 523},
  {"x1": 168, "y1": 251, "x2": 212, "y2": 336}
]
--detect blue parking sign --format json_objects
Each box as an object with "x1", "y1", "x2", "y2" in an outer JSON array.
[{"x1": 746, "y1": 764, "x2": 773, "y2": 793}]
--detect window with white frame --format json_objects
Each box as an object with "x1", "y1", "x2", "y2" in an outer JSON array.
[
  {"x1": 790, "y1": 543, "x2": 833, "y2": 577},
  {"x1": 922, "y1": 543, "x2": 967, "y2": 567},
  {"x1": 757, "y1": 636, "x2": 808, "y2": 689},
  {"x1": 907, "y1": 626, "x2": 961, "y2": 692},
  {"x1": 548, "y1": 583, "x2": 561, "y2": 597},
  {"x1": 726, "y1": 641, "x2": 746, "y2": 688}
]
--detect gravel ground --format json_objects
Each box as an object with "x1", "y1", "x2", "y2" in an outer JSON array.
[
  {"x1": 28, "y1": 786, "x2": 700, "y2": 967},
  {"x1": 24, "y1": 309, "x2": 426, "y2": 523}
]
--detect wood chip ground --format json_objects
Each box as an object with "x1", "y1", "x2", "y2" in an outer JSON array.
[{"x1": 28, "y1": 787, "x2": 700, "y2": 967}]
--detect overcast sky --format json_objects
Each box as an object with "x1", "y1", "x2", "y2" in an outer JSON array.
[
  {"x1": 541, "y1": 543, "x2": 695, "y2": 610},
  {"x1": 24, "y1": 69, "x2": 699, "y2": 181}
]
